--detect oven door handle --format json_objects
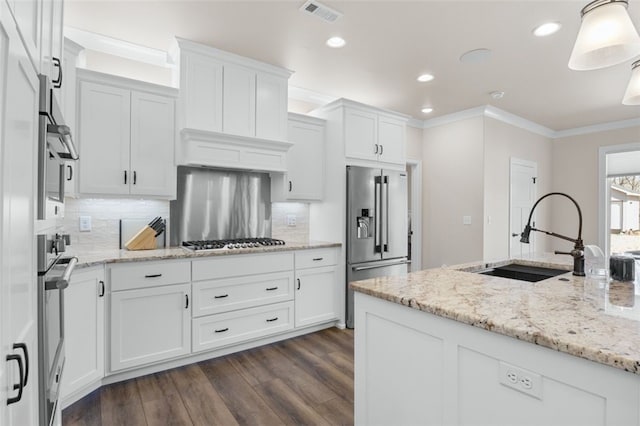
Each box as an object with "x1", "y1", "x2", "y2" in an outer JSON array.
[{"x1": 45, "y1": 257, "x2": 78, "y2": 291}]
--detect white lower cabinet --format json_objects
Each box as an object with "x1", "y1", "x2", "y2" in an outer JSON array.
[
  {"x1": 110, "y1": 283, "x2": 191, "y2": 372},
  {"x1": 61, "y1": 266, "x2": 105, "y2": 403},
  {"x1": 295, "y1": 249, "x2": 339, "y2": 327},
  {"x1": 193, "y1": 301, "x2": 294, "y2": 353}
]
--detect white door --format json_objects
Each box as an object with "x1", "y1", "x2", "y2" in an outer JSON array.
[
  {"x1": 345, "y1": 108, "x2": 377, "y2": 161},
  {"x1": 294, "y1": 266, "x2": 338, "y2": 327},
  {"x1": 510, "y1": 159, "x2": 537, "y2": 258},
  {"x1": 78, "y1": 81, "x2": 131, "y2": 195},
  {"x1": 110, "y1": 283, "x2": 191, "y2": 372},
  {"x1": 1, "y1": 8, "x2": 40, "y2": 422},
  {"x1": 255, "y1": 73, "x2": 287, "y2": 141},
  {"x1": 129, "y1": 91, "x2": 175, "y2": 197},
  {"x1": 181, "y1": 52, "x2": 223, "y2": 132},
  {"x1": 377, "y1": 115, "x2": 406, "y2": 166},
  {"x1": 287, "y1": 119, "x2": 324, "y2": 200},
  {"x1": 60, "y1": 267, "x2": 104, "y2": 402}
]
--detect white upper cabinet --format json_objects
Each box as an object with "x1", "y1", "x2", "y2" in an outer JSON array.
[
  {"x1": 172, "y1": 37, "x2": 292, "y2": 144},
  {"x1": 77, "y1": 70, "x2": 178, "y2": 198},
  {"x1": 39, "y1": 0, "x2": 63, "y2": 84},
  {"x1": 181, "y1": 52, "x2": 223, "y2": 132},
  {"x1": 272, "y1": 113, "x2": 325, "y2": 201},
  {"x1": 223, "y1": 64, "x2": 256, "y2": 137},
  {"x1": 10, "y1": 0, "x2": 41, "y2": 71},
  {"x1": 343, "y1": 104, "x2": 407, "y2": 166},
  {"x1": 256, "y1": 73, "x2": 288, "y2": 141}
]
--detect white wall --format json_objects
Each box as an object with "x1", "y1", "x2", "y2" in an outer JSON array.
[
  {"x1": 422, "y1": 116, "x2": 484, "y2": 268},
  {"x1": 82, "y1": 49, "x2": 173, "y2": 86},
  {"x1": 483, "y1": 118, "x2": 553, "y2": 260},
  {"x1": 552, "y1": 126, "x2": 640, "y2": 251},
  {"x1": 406, "y1": 125, "x2": 423, "y2": 161}
]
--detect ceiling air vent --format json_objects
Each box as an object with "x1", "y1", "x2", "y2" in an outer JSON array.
[{"x1": 299, "y1": 0, "x2": 342, "y2": 23}]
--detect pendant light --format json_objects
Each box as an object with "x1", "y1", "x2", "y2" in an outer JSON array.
[
  {"x1": 568, "y1": 0, "x2": 640, "y2": 70},
  {"x1": 623, "y1": 60, "x2": 640, "y2": 104}
]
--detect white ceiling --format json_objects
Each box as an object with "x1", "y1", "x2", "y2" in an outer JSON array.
[{"x1": 64, "y1": 0, "x2": 640, "y2": 131}]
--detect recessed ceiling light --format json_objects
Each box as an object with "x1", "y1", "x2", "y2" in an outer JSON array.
[
  {"x1": 421, "y1": 107, "x2": 434, "y2": 114},
  {"x1": 417, "y1": 73, "x2": 434, "y2": 82},
  {"x1": 326, "y1": 36, "x2": 346, "y2": 48},
  {"x1": 490, "y1": 91, "x2": 505, "y2": 100},
  {"x1": 459, "y1": 48, "x2": 492, "y2": 64},
  {"x1": 533, "y1": 22, "x2": 561, "y2": 37}
]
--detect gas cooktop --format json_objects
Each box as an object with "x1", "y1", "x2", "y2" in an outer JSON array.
[{"x1": 182, "y1": 237, "x2": 286, "y2": 251}]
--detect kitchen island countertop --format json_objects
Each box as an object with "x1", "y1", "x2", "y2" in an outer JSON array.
[
  {"x1": 350, "y1": 254, "x2": 640, "y2": 375},
  {"x1": 67, "y1": 240, "x2": 341, "y2": 268}
]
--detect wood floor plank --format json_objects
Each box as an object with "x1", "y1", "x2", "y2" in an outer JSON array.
[
  {"x1": 227, "y1": 347, "x2": 278, "y2": 387},
  {"x1": 199, "y1": 356, "x2": 285, "y2": 426},
  {"x1": 326, "y1": 350, "x2": 355, "y2": 378},
  {"x1": 62, "y1": 389, "x2": 102, "y2": 426},
  {"x1": 136, "y1": 372, "x2": 193, "y2": 426},
  {"x1": 314, "y1": 396, "x2": 355, "y2": 426},
  {"x1": 323, "y1": 328, "x2": 355, "y2": 353},
  {"x1": 100, "y1": 381, "x2": 147, "y2": 426},
  {"x1": 276, "y1": 337, "x2": 354, "y2": 403},
  {"x1": 168, "y1": 364, "x2": 239, "y2": 426},
  {"x1": 253, "y1": 378, "x2": 331, "y2": 426}
]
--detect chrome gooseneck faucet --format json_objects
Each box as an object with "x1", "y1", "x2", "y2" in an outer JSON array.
[{"x1": 520, "y1": 192, "x2": 585, "y2": 276}]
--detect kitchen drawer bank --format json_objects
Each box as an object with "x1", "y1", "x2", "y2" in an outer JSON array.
[{"x1": 61, "y1": 242, "x2": 341, "y2": 409}]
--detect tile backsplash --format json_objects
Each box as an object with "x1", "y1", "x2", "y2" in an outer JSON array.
[{"x1": 63, "y1": 198, "x2": 310, "y2": 251}]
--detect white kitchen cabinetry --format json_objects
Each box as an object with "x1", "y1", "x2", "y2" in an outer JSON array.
[
  {"x1": 0, "y1": 3, "x2": 40, "y2": 423},
  {"x1": 355, "y1": 292, "x2": 640, "y2": 426},
  {"x1": 77, "y1": 70, "x2": 177, "y2": 198},
  {"x1": 272, "y1": 113, "x2": 325, "y2": 202},
  {"x1": 9, "y1": 0, "x2": 41, "y2": 71},
  {"x1": 39, "y1": 0, "x2": 63, "y2": 85},
  {"x1": 108, "y1": 260, "x2": 191, "y2": 372},
  {"x1": 61, "y1": 266, "x2": 104, "y2": 405},
  {"x1": 191, "y1": 252, "x2": 295, "y2": 353},
  {"x1": 172, "y1": 38, "x2": 293, "y2": 172},
  {"x1": 295, "y1": 248, "x2": 339, "y2": 327},
  {"x1": 344, "y1": 105, "x2": 406, "y2": 166}
]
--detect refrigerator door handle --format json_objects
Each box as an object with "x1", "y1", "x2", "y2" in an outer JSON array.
[
  {"x1": 374, "y1": 176, "x2": 382, "y2": 253},
  {"x1": 382, "y1": 175, "x2": 389, "y2": 252},
  {"x1": 352, "y1": 259, "x2": 408, "y2": 272}
]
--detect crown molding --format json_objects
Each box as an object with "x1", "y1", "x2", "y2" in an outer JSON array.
[
  {"x1": 554, "y1": 117, "x2": 640, "y2": 139},
  {"x1": 422, "y1": 106, "x2": 486, "y2": 129},
  {"x1": 288, "y1": 86, "x2": 337, "y2": 106},
  {"x1": 483, "y1": 105, "x2": 555, "y2": 138}
]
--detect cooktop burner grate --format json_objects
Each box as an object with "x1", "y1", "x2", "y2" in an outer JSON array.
[{"x1": 182, "y1": 237, "x2": 286, "y2": 251}]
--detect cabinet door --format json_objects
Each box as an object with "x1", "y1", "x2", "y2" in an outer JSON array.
[
  {"x1": 255, "y1": 73, "x2": 287, "y2": 141},
  {"x1": 130, "y1": 91, "x2": 176, "y2": 197},
  {"x1": 11, "y1": 0, "x2": 41, "y2": 70},
  {"x1": 181, "y1": 52, "x2": 223, "y2": 132},
  {"x1": 110, "y1": 283, "x2": 191, "y2": 372},
  {"x1": 295, "y1": 266, "x2": 338, "y2": 327},
  {"x1": 287, "y1": 119, "x2": 324, "y2": 200},
  {"x1": 345, "y1": 108, "x2": 378, "y2": 161},
  {"x1": 1, "y1": 10, "x2": 39, "y2": 423},
  {"x1": 49, "y1": 0, "x2": 63, "y2": 93},
  {"x1": 377, "y1": 115, "x2": 405, "y2": 165},
  {"x1": 78, "y1": 81, "x2": 131, "y2": 195},
  {"x1": 223, "y1": 64, "x2": 255, "y2": 137},
  {"x1": 61, "y1": 267, "x2": 104, "y2": 401}
]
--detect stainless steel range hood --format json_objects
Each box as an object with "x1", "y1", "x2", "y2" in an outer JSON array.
[{"x1": 169, "y1": 166, "x2": 272, "y2": 245}]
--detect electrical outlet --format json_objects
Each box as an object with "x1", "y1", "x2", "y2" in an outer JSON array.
[
  {"x1": 79, "y1": 215, "x2": 92, "y2": 232},
  {"x1": 463, "y1": 215, "x2": 472, "y2": 225},
  {"x1": 499, "y1": 361, "x2": 542, "y2": 399},
  {"x1": 286, "y1": 214, "x2": 296, "y2": 227}
]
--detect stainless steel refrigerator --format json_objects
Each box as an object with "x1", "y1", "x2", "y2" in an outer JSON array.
[{"x1": 346, "y1": 165, "x2": 408, "y2": 328}]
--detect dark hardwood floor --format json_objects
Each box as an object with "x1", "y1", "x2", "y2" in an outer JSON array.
[{"x1": 63, "y1": 327, "x2": 354, "y2": 426}]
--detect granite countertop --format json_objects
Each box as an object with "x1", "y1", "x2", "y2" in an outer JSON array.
[
  {"x1": 66, "y1": 240, "x2": 341, "y2": 268},
  {"x1": 350, "y1": 254, "x2": 640, "y2": 375}
]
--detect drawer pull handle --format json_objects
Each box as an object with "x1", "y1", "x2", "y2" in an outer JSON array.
[
  {"x1": 215, "y1": 328, "x2": 229, "y2": 333},
  {"x1": 266, "y1": 286, "x2": 278, "y2": 291},
  {"x1": 266, "y1": 317, "x2": 278, "y2": 322},
  {"x1": 144, "y1": 274, "x2": 162, "y2": 278},
  {"x1": 312, "y1": 257, "x2": 323, "y2": 261},
  {"x1": 297, "y1": 278, "x2": 301, "y2": 290},
  {"x1": 214, "y1": 294, "x2": 229, "y2": 299}
]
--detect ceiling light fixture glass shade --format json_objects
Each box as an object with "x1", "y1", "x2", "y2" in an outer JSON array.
[
  {"x1": 568, "y1": 0, "x2": 640, "y2": 70},
  {"x1": 623, "y1": 60, "x2": 640, "y2": 105}
]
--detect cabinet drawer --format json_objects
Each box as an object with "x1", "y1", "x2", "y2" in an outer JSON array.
[
  {"x1": 192, "y1": 301, "x2": 294, "y2": 353},
  {"x1": 295, "y1": 248, "x2": 338, "y2": 269},
  {"x1": 109, "y1": 260, "x2": 190, "y2": 291},
  {"x1": 192, "y1": 252, "x2": 293, "y2": 281},
  {"x1": 193, "y1": 271, "x2": 294, "y2": 317}
]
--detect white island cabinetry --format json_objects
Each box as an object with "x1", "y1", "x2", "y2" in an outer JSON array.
[{"x1": 355, "y1": 292, "x2": 640, "y2": 426}]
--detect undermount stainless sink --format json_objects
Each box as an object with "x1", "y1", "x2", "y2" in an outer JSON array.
[{"x1": 476, "y1": 263, "x2": 568, "y2": 283}]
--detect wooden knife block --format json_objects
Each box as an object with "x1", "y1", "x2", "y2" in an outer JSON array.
[{"x1": 125, "y1": 226, "x2": 158, "y2": 250}]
